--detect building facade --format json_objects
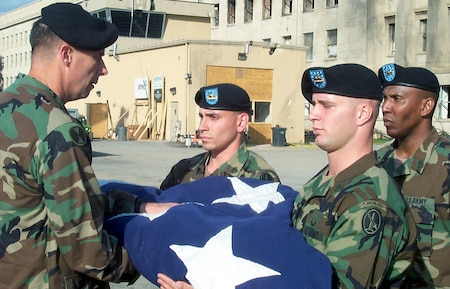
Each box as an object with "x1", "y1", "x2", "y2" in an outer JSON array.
[
  {"x1": 209, "y1": 0, "x2": 450, "y2": 131},
  {"x1": 1, "y1": 0, "x2": 449, "y2": 143}
]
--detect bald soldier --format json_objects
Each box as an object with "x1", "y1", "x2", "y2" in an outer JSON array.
[
  {"x1": 377, "y1": 63, "x2": 450, "y2": 288},
  {"x1": 160, "y1": 83, "x2": 279, "y2": 190},
  {"x1": 291, "y1": 64, "x2": 417, "y2": 288}
]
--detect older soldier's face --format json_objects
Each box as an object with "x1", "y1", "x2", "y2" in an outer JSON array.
[
  {"x1": 198, "y1": 108, "x2": 246, "y2": 154},
  {"x1": 381, "y1": 85, "x2": 426, "y2": 140},
  {"x1": 308, "y1": 93, "x2": 359, "y2": 153},
  {"x1": 66, "y1": 47, "x2": 108, "y2": 102}
]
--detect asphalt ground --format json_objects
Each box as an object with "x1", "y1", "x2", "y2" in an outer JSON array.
[{"x1": 91, "y1": 139, "x2": 328, "y2": 288}]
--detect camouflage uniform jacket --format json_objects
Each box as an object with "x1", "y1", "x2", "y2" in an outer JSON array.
[
  {"x1": 292, "y1": 152, "x2": 417, "y2": 289},
  {"x1": 376, "y1": 128, "x2": 450, "y2": 288},
  {"x1": 0, "y1": 74, "x2": 139, "y2": 289},
  {"x1": 160, "y1": 141, "x2": 280, "y2": 190}
]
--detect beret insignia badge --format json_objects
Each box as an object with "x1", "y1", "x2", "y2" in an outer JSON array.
[
  {"x1": 382, "y1": 63, "x2": 396, "y2": 82},
  {"x1": 309, "y1": 69, "x2": 327, "y2": 89},
  {"x1": 204, "y1": 87, "x2": 219, "y2": 105}
]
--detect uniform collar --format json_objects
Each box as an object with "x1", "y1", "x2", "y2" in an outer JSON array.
[
  {"x1": 17, "y1": 73, "x2": 65, "y2": 109},
  {"x1": 304, "y1": 152, "x2": 377, "y2": 198},
  {"x1": 379, "y1": 128, "x2": 440, "y2": 175}
]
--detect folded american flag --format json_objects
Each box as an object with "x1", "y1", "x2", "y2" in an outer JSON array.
[{"x1": 102, "y1": 176, "x2": 331, "y2": 289}]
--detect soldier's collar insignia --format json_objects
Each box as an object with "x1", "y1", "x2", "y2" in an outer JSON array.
[
  {"x1": 69, "y1": 126, "x2": 87, "y2": 146},
  {"x1": 382, "y1": 63, "x2": 396, "y2": 82},
  {"x1": 204, "y1": 87, "x2": 219, "y2": 105},
  {"x1": 362, "y1": 208, "x2": 382, "y2": 235},
  {"x1": 309, "y1": 69, "x2": 327, "y2": 89}
]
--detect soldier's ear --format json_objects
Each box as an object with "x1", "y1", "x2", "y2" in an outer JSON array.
[
  {"x1": 61, "y1": 44, "x2": 72, "y2": 66},
  {"x1": 356, "y1": 102, "x2": 374, "y2": 126},
  {"x1": 421, "y1": 97, "x2": 435, "y2": 117},
  {"x1": 236, "y1": 112, "x2": 249, "y2": 132}
]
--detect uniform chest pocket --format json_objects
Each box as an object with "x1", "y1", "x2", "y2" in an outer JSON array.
[
  {"x1": 300, "y1": 209, "x2": 332, "y2": 244},
  {"x1": 406, "y1": 196, "x2": 434, "y2": 257}
]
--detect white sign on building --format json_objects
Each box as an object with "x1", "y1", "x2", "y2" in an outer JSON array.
[
  {"x1": 153, "y1": 75, "x2": 164, "y2": 102},
  {"x1": 134, "y1": 77, "x2": 149, "y2": 99}
]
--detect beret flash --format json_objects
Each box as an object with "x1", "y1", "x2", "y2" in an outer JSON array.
[
  {"x1": 40, "y1": 2, "x2": 119, "y2": 51},
  {"x1": 378, "y1": 63, "x2": 440, "y2": 94},
  {"x1": 301, "y1": 63, "x2": 383, "y2": 104},
  {"x1": 195, "y1": 83, "x2": 253, "y2": 115}
]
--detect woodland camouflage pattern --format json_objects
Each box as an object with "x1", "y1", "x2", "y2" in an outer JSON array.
[
  {"x1": 160, "y1": 142, "x2": 280, "y2": 190},
  {"x1": 292, "y1": 152, "x2": 417, "y2": 289},
  {"x1": 377, "y1": 128, "x2": 450, "y2": 288},
  {"x1": 0, "y1": 74, "x2": 139, "y2": 289}
]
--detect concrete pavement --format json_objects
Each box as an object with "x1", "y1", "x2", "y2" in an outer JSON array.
[
  {"x1": 92, "y1": 139, "x2": 328, "y2": 191},
  {"x1": 91, "y1": 139, "x2": 328, "y2": 288}
]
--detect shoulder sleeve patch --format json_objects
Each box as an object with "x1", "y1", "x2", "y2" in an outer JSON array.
[
  {"x1": 362, "y1": 208, "x2": 382, "y2": 235},
  {"x1": 69, "y1": 126, "x2": 87, "y2": 146}
]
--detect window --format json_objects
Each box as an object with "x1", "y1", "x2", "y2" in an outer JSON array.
[
  {"x1": 262, "y1": 38, "x2": 271, "y2": 43},
  {"x1": 388, "y1": 23, "x2": 395, "y2": 55},
  {"x1": 326, "y1": 0, "x2": 338, "y2": 8},
  {"x1": 283, "y1": 35, "x2": 292, "y2": 45},
  {"x1": 419, "y1": 19, "x2": 427, "y2": 52},
  {"x1": 228, "y1": 0, "x2": 236, "y2": 25},
  {"x1": 326, "y1": 29, "x2": 337, "y2": 58},
  {"x1": 92, "y1": 9, "x2": 165, "y2": 39},
  {"x1": 262, "y1": 0, "x2": 272, "y2": 19},
  {"x1": 213, "y1": 4, "x2": 219, "y2": 27},
  {"x1": 304, "y1": 32, "x2": 313, "y2": 60},
  {"x1": 386, "y1": 16, "x2": 395, "y2": 56},
  {"x1": 254, "y1": 102, "x2": 271, "y2": 123},
  {"x1": 303, "y1": 0, "x2": 314, "y2": 12},
  {"x1": 244, "y1": 0, "x2": 253, "y2": 22},
  {"x1": 438, "y1": 86, "x2": 449, "y2": 119},
  {"x1": 282, "y1": 0, "x2": 292, "y2": 15}
]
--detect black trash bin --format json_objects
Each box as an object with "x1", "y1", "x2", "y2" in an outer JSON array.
[{"x1": 271, "y1": 127, "x2": 287, "y2": 146}]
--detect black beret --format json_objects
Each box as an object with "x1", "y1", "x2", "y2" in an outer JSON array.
[
  {"x1": 195, "y1": 83, "x2": 252, "y2": 114},
  {"x1": 40, "y1": 3, "x2": 119, "y2": 50},
  {"x1": 378, "y1": 63, "x2": 440, "y2": 94},
  {"x1": 301, "y1": 63, "x2": 383, "y2": 104}
]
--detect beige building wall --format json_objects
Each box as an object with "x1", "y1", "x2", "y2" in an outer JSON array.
[{"x1": 71, "y1": 40, "x2": 307, "y2": 143}]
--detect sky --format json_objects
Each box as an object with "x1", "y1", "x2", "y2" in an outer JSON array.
[{"x1": 0, "y1": 0, "x2": 36, "y2": 14}]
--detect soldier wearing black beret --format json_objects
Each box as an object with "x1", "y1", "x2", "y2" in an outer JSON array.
[
  {"x1": 160, "y1": 83, "x2": 279, "y2": 191},
  {"x1": 0, "y1": 3, "x2": 163, "y2": 288},
  {"x1": 376, "y1": 63, "x2": 450, "y2": 289},
  {"x1": 195, "y1": 83, "x2": 253, "y2": 115},
  {"x1": 292, "y1": 63, "x2": 416, "y2": 288}
]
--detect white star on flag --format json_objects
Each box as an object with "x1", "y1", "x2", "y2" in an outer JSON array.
[
  {"x1": 170, "y1": 225, "x2": 280, "y2": 289},
  {"x1": 212, "y1": 177, "x2": 285, "y2": 213}
]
